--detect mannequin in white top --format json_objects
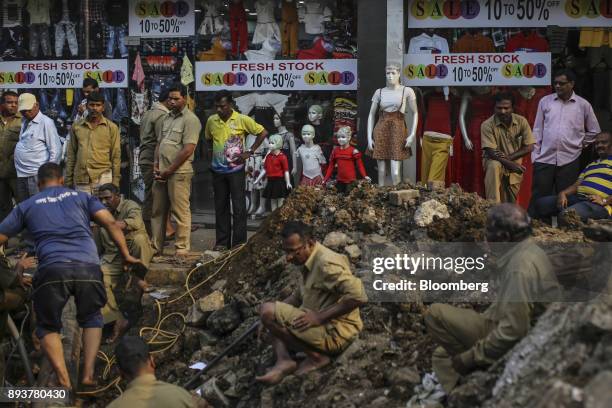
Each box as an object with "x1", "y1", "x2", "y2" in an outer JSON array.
[
  {"x1": 273, "y1": 112, "x2": 297, "y2": 179},
  {"x1": 253, "y1": 0, "x2": 281, "y2": 44},
  {"x1": 294, "y1": 125, "x2": 326, "y2": 186},
  {"x1": 367, "y1": 64, "x2": 418, "y2": 186}
]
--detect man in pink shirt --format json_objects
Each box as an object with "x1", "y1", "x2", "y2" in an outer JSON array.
[{"x1": 528, "y1": 69, "x2": 601, "y2": 217}]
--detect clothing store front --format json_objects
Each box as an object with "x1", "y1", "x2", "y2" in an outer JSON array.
[
  {"x1": 399, "y1": 0, "x2": 612, "y2": 207},
  {"x1": 0, "y1": 0, "x2": 380, "y2": 212}
]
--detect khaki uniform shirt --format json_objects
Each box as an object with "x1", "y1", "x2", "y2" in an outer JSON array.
[
  {"x1": 107, "y1": 374, "x2": 196, "y2": 408},
  {"x1": 298, "y1": 243, "x2": 368, "y2": 342},
  {"x1": 65, "y1": 117, "x2": 121, "y2": 187},
  {"x1": 471, "y1": 238, "x2": 561, "y2": 366},
  {"x1": 157, "y1": 106, "x2": 201, "y2": 174},
  {"x1": 100, "y1": 198, "x2": 149, "y2": 265},
  {"x1": 481, "y1": 113, "x2": 535, "y2": 184},
  {"x1": 0, "y1": 112, "x2": 21, "y2": 179},
  {"x1": 139, "y1": 102, "x2": 169, "y2": 166}
]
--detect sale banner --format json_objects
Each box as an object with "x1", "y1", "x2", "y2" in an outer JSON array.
[
  {"x1": 402, "y1": 53, "x2": 551, "y2": 86},
  {"x1": 0, "y1": 59, "x2": 128, "y2": 89},
  {"x1": 129, "y1": 0, "x2": 195, "y2": 37},
  {"x1": 195, "y1": 60, "x2": 358, "y2": 91},
  {"x1": 407, "y1": 0, "x2": 612, "y2": 27}
]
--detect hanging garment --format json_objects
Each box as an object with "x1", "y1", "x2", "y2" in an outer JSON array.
[
  {"x1": 281, "y1": 0, "x2": 299, "y2": 57},
  {"x1": 505, "y1": 31, "x2": 549, "y2": 52},
  {"x1": 198, "y1": 37, "x2": 229, "y2": 61},
  {"x1": 297, "y1": 36, "x2": 332, "y2": 59},
  {"x1": 252, "y1": 0, "x2": 280, "y2": 44},
  {"x1": 579, "y1": 28, "x2": 612, "y2": 48},
  {"x1": 245, "y1": 38, "x2": 279, "y2": 60},
  {"x1": 409, "y1": 33, "x2": 450, "y2": 99},
  {"x1": 452, "y1": 32, "x2": 495, "y2": 53},
  {"x1": 198, "y1": 0, "x2": 223, "y2": 35},
  {"x1": 332, "y1": 97, "x2": 357, "y2": 145},
  {"x1": 421, "y1": 92, "x2": 455, "y2": 185},
  {"x1": 130, "y1": 90, "x2": 147, "y2": 125},
  {"x1": 132, "y1": 52, "x2": 146, "y2": 92},
  {"x1": 298, "y1": 0, "x2": 331, "y2": 35},
  {"x1": 181, "y1": 54, "x2": 194, "y2": 86},
  {"x1": 235, "y1": 93, "x2": 290, "y2": 121},
  {"x1": 229, "y1": 1, "x2": 248, "y2": 55}
]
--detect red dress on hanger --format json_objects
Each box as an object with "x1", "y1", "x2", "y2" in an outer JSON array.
[
  {"x1": 460, "y1": 93, "x2": 493, "y2": 197},
  {"x1": 513, "y1": 87, "x2": 551, "y2": 209}
]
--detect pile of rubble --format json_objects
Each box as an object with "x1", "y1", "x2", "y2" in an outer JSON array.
[{"x1": 111, "y1": 183, "x2": 610, "y2": 407}]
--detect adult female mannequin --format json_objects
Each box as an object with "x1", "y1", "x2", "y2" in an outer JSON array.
[
  {"x1": 367, "y1": 64, "x2": 418, "y2": 186},
  {"x1": 294, "y1": 125, "x2": 326, "y2": 186}
]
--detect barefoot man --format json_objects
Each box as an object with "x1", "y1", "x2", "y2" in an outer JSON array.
[{"x1": 256, "y1": 221, "x2": 367, "y2": 384}]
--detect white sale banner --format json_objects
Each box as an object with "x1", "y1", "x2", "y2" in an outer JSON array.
[{"x1": 129, "y1": 0, "x2": 195, "y2": 37}]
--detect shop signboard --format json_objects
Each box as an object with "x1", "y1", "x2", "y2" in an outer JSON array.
[
  {"x1": 407, "y1": 0, "x2": 612, "y2": 27},
  {"x1": 195, "y1": 60, "x2": 358, "y2": 91},
  {"x1": 0, "y1": 59, "x2": 129, "y2": 89},
  {"x1": 129, "y1": 0, "x2": 195, "y2": 37},
  {"x1": 402, "y1": 52, "x2": 551, "y2": 86}
]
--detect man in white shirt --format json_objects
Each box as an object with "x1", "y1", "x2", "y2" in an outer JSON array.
[{"x1": 14, "y1": 93, "x2": 61, "y2": 202}]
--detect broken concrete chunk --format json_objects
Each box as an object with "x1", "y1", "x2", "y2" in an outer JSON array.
[
  {"x1": 323, "y1": 231, "x2": 354, "y2": 249},
  {"x1": 389, "y1": 189, "x2": 420, "y2": 206},
  {"x1": 186, "y1": 303, "x2": 207, "y2": 327},
  {"x1": 207, "y1": 304, "x2": 242, "y2": 335},
  {"x1": 344, "y1": 244, "x2": 362, "y2": 260},
  {"x1": 198, "y1": 290, "x2": 225, "y2": 314},
  {"x1": 584, "y1": 371, "x2": 612, "y2": 408},
  {"x1": 211, "y1": 279, "x2": 226, "y2": 291},
  {"x1": 414, "y1": 199, "x2": 450, "y2": 227},
  {"x1": 385, "y1": 366, "x2": 421, "y2": 386}
]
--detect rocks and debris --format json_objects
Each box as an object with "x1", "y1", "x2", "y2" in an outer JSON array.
[{"x1": 414, "y1": 199, "x2": 450, "y2": 227}]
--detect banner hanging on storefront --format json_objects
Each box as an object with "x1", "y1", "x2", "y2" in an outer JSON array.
[
  {"x1": 402, "y1": 53, "x2": 551, "y2": 86},
  {"x1": 129, "y1": 0, "x2": 195, "y2": 37},
  {"x1": 0, "y1": 59, "x2": 128, "y2": 89},
  {"x1": 407, "y1": 0, "x2": 612, "y2": 27},
  {"x1": 195, "y1": 60, "x2": 358, "y2": 91}
]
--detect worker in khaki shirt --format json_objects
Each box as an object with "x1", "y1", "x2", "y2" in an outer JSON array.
[
  {"x1": 65, "y1": 91, "x2": 121, "y2": 194},
  {"x1": 151, "y1": 84, "x2": 201, "y2": 257},
  {"x1": 139, "y1": 89, "x2": 171, "y2": 232},
  {"x1": 257, "y1": 221, "x2": 367, "y2": 385},
  {"x1": 108, "y1": 336, "x2": 208, "y2": 408},
  {"x1": 0, "y1": 91, "x2": 21, "y2": 222},
  {"x1": 97, "y1": 183, "x2": 154, "y2": 343},
  {"x1": 481, "y1": 92, "x2": 535, "y2": 203},
  {"x1": 425, "y1": 204, "x2": 561, "y2": 393}
]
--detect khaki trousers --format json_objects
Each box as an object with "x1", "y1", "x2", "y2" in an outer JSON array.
[
  {"x1": 75, "y1": 169, "x2": 113, "y2": 195},
  {"x1": 139, "y1": 163, "x2": 154, "y2": 223},
  {"x1": 421, "y1": 135, "x2": 452, "y2": 184},
  {"x1": 151, "y1": 173, "x2": 192, "y2": 254},
  {"x1": 484, "y1": 160, "x2": 521, "y2": 203},
  {"x1": 101, "y1": 233, "x2": 153, "y2": 324},
  {"x1": 424, "y1": 304, "x2": 495, "y2": 393}
]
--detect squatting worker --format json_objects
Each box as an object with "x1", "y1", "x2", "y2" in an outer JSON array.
[
  {"x1": 97, "y1": 183, "x2": 154, "y2": 343},
  {"x1": 108, "y1": 336, "x2": 208, "y2": 408},
  {"x1": 0, "y1": 163, "x2": 142, "y2": 389},
  {"x1": 151, "y1": 83, "x2": 201, "y2": 258},
  {"x1": 0, "y1": 91, "x2": 20, "y2": 222},
  {"x1": 65, "y1": 91, "x2": 121, "y2": 194},
  {"x1": 256, "y1": 221, "x2": 367, "y2": 385},
  {"x1": 535, "y1": 131, "x2": 612, "y2": 222},
  {"x1": 528, "y1": 69, "x2": 601, "y2": 216},
  {"x1": 481, "y1": 92, "x2": 535, "y2": 203},
  {"x1": 204, "y1": 90, "x2": 268, "y2": 250},
  {"x1": 424, "y1": 204, "x2": 561, "y2": 393},
  {"x1": 138, "y1": 88, "x2": 171, "y2": 233}
]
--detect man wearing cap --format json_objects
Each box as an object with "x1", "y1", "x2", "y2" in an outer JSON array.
[
  {"x1": 0, "y1": 91, "x2": 21, "y2": 222},
  {"x1": 14, "y1": 93, "x2": 62, "y2": 202}
]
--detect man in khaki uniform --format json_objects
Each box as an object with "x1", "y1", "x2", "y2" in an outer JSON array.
[
  {"x1": 257, "y1": 221, "x2": 368, "y2": 385},
  {"x1": 481, "y1": 92, "x2": 535, "y2": 203},
  {"x1": 0, "y1": 91, "x2": 20, "y2": 222},
  {"x1": 65, "y1": 91, "x2": 121, "y2": 194},
  {"x1": 151, "y1": 84, "x2": 201, "y2": 256},
  {"x1": 97, "y1": 183, "x2": 154, "y2": 342},
  {"x1": 425, "y1": 204, "x2": 561, "y2": 393},
  {"x1": 139, "y1": 90, "x2": 170, "y2": 231},
  {"x1": 108, "y1": 336, "x2": 208, "y2": 408}
]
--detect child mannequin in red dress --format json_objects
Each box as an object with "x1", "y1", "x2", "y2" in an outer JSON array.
[{"x1": 324, "y1": 127, "x2": 370, "y2": 194}]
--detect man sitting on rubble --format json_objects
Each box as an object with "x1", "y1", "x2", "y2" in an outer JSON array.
[
  {"x1": 97, "y1": 183, "x2": 154, "y2": 343},
  {"x1": 108, "y1": 336, "x2": 208, "y2": 408},
  {"x1": 256, "y1": 221, "x2": 368, "y2": 385},
  {"x1": 425, "y1": 204, "x2": 561, "y2": 394}
]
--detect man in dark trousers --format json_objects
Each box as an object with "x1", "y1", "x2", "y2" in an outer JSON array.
[{"x1": 0, "y1": 163, "x2": 141, "y2": 390}]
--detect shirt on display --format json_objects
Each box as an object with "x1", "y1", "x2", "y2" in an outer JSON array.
[
  {"x1": 452, "y1": 32, "x2": 495, "y2": 53},
  {"x1": 372, "y1": 87, "x2": 415, "y2": 113},
  {"x1": 408, "y1": 33, "x2": 449, "y2": 54},
  {"x1": 2, "y1": 0, "x2": 23, "y2": 27},
  {"x1": 264, "y1": 152, "x2": 289, "y2": 178},
  {"x1": 505, "y1": 31, "x2": 549, "y2": 52},
  {"x1": 235, "y1": 93, "x2": 289, "y2": 119},
  {"x1": 299, "y1": 0, "x2": 332, "y2": 35},
  {"x1": 0, "y1": 186, "x2": 105, "y2": 269},
  {"x1": 26, "y1": 0, "x2": 50, "y2": 25},
  {"x1": 296, "y1": 144, "x2": 326, "y2": 179}
]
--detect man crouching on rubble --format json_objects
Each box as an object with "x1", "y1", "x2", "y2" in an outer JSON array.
[
  {"x1": 425, "y1": 204, "x2": 561, "y2": 394},
  {"x1": 257, "y1": 221, "x2": 367, "y2": 385}
]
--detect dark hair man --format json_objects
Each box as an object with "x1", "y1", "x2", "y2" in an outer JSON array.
[
  {"x1": 0, "y1": 91, "x2": 20, "y2": 222},
  {"x1": 256, "y1": 221, "x2": 367, "y2": 384},
  {"x1": 481, "y1": 92, "x2": 535, "y2": 203},
  {"x1": 74, "y1": 78, "x2": 113, "y2": 122},
  {"x1": 425, "y1": 204, "x2": 560, "y2": 394},
  {"x1": 0, "y1": 162, "x2": 142, "y2": 389}
]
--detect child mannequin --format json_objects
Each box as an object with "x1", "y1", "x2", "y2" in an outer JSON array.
[
  {"x1": 294, "y1": 124, "x2": 326, "y2": 186},
  {"x1": 324, "y1": 126, "x2": 370, "y2": 194},
  {"x1": 254, "y1": 134, "x2": 293, "y2": 214}
]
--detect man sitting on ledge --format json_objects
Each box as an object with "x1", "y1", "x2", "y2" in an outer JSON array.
[{"x1": 257, "y1": 221, "x2": 367, "y2": 385}]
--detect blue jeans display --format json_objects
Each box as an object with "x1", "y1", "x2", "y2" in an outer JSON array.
[
  {"x1": 29, "y1": 23, "x2": 51, "y2": 57},
  {"x1": 54, "y1": 21, "x2": 78, "y2": 57},
  {"x1": 106, "y1": 24, "x2": 128, "y2": 58},
  {"x1": 112, "y1": 88, "x2": 129, "y2": 123},
  {"x1": 535, "y1": 194, "x2": 610, "y2": 222}
]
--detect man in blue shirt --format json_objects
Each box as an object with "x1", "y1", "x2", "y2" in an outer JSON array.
[{"x1": 0, "y1": 162, "x2": 141, "y2": 390}]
